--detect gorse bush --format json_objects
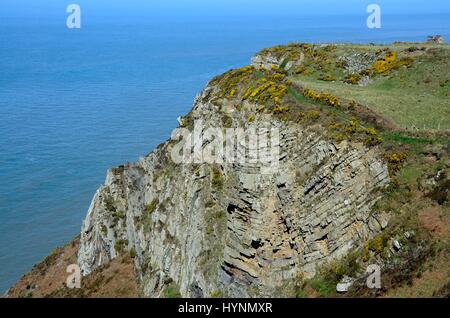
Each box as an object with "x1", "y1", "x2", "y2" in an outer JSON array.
[
  {"x1": 298, "y1": 110, "x2": 321, "y2": 123},
  {"x1": 213, "y1": 65, "x2": 255, "y2": 98},
  {"x1": 362, "y1": 233, "x2": 389, "y2": 261},
  {"x1": 272, "y1": 106, "x2": 290, "y2": 114},
  {"x1": 318, "y1": 75, "x2": 336, "y2": 82},
  {"x1": 364, "y1": 127, "x2": 383, "y2": 146},
  {"x1": 325, "y1": 117, "x2": 382, "y2": 146},
  {"x1": 212, "y1": 167, "x2": 224, "y2": 188},
  {"x1": 372, "y1": 50, "x2": 397, "y2": 74},
  {"x1": 370, "y1": 50, "x2": 413, "y2": 75},
  {"x1": 302, "y1": 88, "x2": 341, "y2": 108},
  {"x1": 385, "y1": 152, "x2": 408, "y2": 177},
  {"x1": 242, "y1": 74, "x2": 289, "y2": 107},
  {"x1": 344, "y1": 73, "x2": 361, "y2": 85},
  {"x1": 212, "y1": 66, "x2": 290, "y2": 109}
]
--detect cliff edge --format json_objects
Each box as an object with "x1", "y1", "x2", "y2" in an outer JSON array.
[{"x1": 7, "y1": 42, "x2": 449, "y2": 298}]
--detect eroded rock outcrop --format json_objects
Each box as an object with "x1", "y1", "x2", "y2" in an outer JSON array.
[{"x1": 77, "y1": 50, "x2": 390, "y2": 298}]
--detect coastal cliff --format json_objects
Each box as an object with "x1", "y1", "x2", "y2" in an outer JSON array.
[
  {"x1": 7, "y1": 42, "x2": 449, "y2": 298},
  {"x1": 77, "y1": 90, "x2": 390, "y2": 297}
]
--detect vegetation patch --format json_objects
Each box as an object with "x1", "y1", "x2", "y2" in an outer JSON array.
[
  {"x1": 426, "y1": 172, "x2": 450, "y2": 205},
  {"x1": 290, "y1": 44, "x2": 449, "y2": 131},
  {"x1": 163, "y1": 281, "x2": 182, "y2": 298},
  {"x1": 145, "y1": 199, "x2": 159, "y2": 215},
  {"x1": 385, "y1": 152, "x2": 408, "y2": 177},
  {"x1": 114, "y1": 239, "x2": 128, "y2": 253},
  {"x1": 211, "y1": 167, "x2": 224, "y2": 189},
  {"x1": 302, "y1": 88, "x2": 341, "y2": 108},
  {"x1": 344, "y1": 73, "x2": 362, "y2": 85},
  {"x1": 371, "y1": 50, "x2": 398, "y2": 74},
  {"x1": 318, "y1": 75, "x2": 336, "y2": 82}
]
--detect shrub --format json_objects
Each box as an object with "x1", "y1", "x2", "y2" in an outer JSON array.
[
  {"x1": 365, "y1": 136, "x2": 384, "y2": 146},
  {"x1": 370, "y1": 50, "x2": 412, "y2": 75},
  {"x1": 213, "y1": 66, "x2": 255, "y2": 98},
  {"x1": 294, "y1": 66, "x2": 310, "y2": 75},
  {"x1": 306, "y1": 110, "x2": 321, "y2": 121},
  {"x1": 164, "y1": 282, "x2": 182, "y2": 298},
  {"x1": 372, "y1": 50, "x2": 397, "y2": 74},
  {"x1": 114, "y1": 239, "x2": 128, "y2": 253},
  {"x1": 344, "y1": 74, "x2": 361, "y2": 85},
  {"x1": 101, "y1": 225, "x2": 108, "y2": 236},
  {"x1": 303, "y1": 88, "x2": 340, "y2": 108},
  {"x1": 348, "y1": 100, "x2": 358, "y2": 109},
  {"x1": 364, "y1": 127, "x2": 383, "y2": 146},
  {"x1": 365, "y1": 127, "x2": 377, "y2": 136},
  {"x1": 318, "y1": 75, "x2": 336, "y2": 82},
  {"x1": 114, "y1": 211, "x2": 126, "y2": 219},
  {"x1": 145, "y1": 199, "x2": 159, "y2": 214},
  {"x1": 221, "y1": 114, "x2": 233, "y2": 128},
  {"x1": 272, "y1": 106, "x2": 290, "y2": 114},
  {"x1": 385, "y1": 152, "x2": 408, "y2": 177},
  {"x1": 345, "y1": 118, "x2": 359, "y2": 134},
  {"x1": 212, "y1": 167, "x2": 224, "y2": 188},
  {"x1": 369, "y1": 234, "x2": 386, "y2": 253},
  {"x1": 242, "y1": 77, "x2": 288, "y2": 107},
  {"x1": 363, "y1": 233, "x2": 389, "y2": 261},
  {"x1": 104, "y1": 196, "x2": 117, "y2": 213},
  {"x1": 310, "y1": 275, "x2": 335, "y2": 297},
  {"x1": 328, "y1": 122, "x2": 342, "y2": 130},
  {"x1": 396, "y1": 57, "x2": 414, "y2": 68},
  {"x1": 331, "y1": 133, "x2": 346, "y2": 143},
  {"x1": 210, "y1": 290, "x2": 222, "y2": 298}
]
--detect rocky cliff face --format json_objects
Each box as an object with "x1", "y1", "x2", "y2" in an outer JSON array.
[{"x1": 77, "y1": 49, "x2": 391, "y2": 298}]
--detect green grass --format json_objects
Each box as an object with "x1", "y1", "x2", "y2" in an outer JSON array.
[
  {"x1": 145, "y1": 199, "x2": 159, "y2": 214},
  {"x1": 398, "y1": 165, "x2": 422, "y2": 185},
  {"x1": 163, "y1": 282, "x2": 182, "y2": 298},
  {"x1": 211, "y1": 167, "x2": 224, "y2": 189},
  {"x1": 381, "y1": 132, "x2": 431, "y2": 144},
  {"x1": 293, "y1": 77, "x2": 450, "y2": 131},
  {"x1": 287, "y1": 86, "x2": 366, "y2": 130},
  {"x1": 309, "y1": 276, "x2": 336, "y2": 297},
  {"x1": 290, "y1": 45, "x2": 450, "y2": 131}
]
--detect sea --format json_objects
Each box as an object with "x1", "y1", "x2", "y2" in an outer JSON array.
[{"x1": 0, "y1": 3, "x2": 449, "y2": 293}]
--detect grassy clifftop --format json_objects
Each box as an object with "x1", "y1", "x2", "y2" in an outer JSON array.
[{"x1": 256, "y1": 42, "x2": 450, "y2": 131}]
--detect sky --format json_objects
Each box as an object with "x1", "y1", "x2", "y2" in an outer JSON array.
[{"x1": 1, "y1": 0, "x2": 449, "y2": 19}]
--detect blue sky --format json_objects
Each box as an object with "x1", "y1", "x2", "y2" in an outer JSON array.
[{"x1": 2, "y1": 0, "x2": 449, "y2": 18}]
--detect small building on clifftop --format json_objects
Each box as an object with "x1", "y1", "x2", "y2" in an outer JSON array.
[{"x1": 427, "y1": 35, "x2": 445, "y2": 44}]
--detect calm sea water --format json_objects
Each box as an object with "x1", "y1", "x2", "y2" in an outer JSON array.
[{"x1": 0, "y1": 9, "x2": 449, "y2": 293}]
